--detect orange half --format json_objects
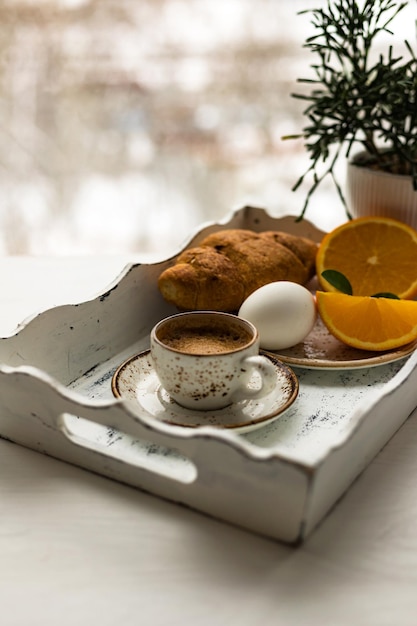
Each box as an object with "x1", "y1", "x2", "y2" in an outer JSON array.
[
  {"x1": 316, "y1": 217, "x2": 417, "y2": 299},
  {"x1": 316, "y1": 291, "x2": 417, "y2": 351}
]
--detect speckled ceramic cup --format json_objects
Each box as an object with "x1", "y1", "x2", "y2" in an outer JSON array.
[{"x1": 150, "y1": 311, "x2": 277, "y2": 411}]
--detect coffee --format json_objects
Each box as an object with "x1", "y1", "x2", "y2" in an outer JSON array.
[
  {"x1": 159, "y1": 325, "x2": 252, "y2": 354},
  {"x1": 151, "y1": 311, "x2": 276, "y2": 410}
]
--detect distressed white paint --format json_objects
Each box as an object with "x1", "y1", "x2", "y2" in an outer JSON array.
[{"x1": 1, "y1": 206, "x2": 417, "y2": 544}]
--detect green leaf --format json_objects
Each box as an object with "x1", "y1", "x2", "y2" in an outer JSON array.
[
  {"x1": 287, "y1": 0, "x2": 416, "y2": 221},
  {"x1": 371, "y1": 292, "x2": 400, "y2": 299},
  {"x1": 321, "y1": 269, "x2": 353, "y2": 295}
]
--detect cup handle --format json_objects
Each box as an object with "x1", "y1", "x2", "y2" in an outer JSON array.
[{"x1": 231, "y1": 355, "x2": 277, "y2": 402}]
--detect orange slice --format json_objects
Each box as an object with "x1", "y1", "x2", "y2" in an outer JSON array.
[
  {"x1": 316, "y1": 291, "x2": 417, "y2": 351},
  {"x1": 316, "y1": 217, "x2": 417, "y2": 299}
]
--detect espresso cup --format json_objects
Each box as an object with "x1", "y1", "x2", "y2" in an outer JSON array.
[{"x1": 150, "y1": 311, "x2": 277, "y2": 411}]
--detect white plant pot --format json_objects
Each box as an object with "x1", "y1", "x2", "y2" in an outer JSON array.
[{"x1": 346, "y1": 155, "x2": 417, "y2": 230}]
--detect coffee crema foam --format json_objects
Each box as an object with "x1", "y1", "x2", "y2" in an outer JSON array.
[{"x1": 159, "y1": 325, "x2": 252, "y2": 355}]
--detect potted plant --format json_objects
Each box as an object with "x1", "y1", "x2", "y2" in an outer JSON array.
[{"x1": 284, "y1": 0, "x2": 417, "y2": 226}]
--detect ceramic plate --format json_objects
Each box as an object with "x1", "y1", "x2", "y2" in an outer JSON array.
[
  {"x1": 270, "y1": 316, "x2": 417, "y2": 370},
  {"x1": 112, "y1": 350, "x2": 299, "y2": 433}
]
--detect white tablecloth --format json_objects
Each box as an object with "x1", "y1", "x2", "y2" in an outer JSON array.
[{"x1": 1, "y1": 256, "x2": 417, "y2": 626}]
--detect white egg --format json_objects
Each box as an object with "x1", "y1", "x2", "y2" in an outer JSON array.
[{"x1": 238, "y1": 281, "x2": 317, "y2": 350}]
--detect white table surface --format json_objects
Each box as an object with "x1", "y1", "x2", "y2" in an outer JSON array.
[{"x1": 1, "y1": 255, "x2": 417, "y2": 626}]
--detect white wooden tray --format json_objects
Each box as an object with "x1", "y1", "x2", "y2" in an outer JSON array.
[{"x1": 1, "y1": 205, "x2": 417, "y2": 544}]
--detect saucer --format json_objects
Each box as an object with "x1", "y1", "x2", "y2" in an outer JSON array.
[
  {"x1": 111, "y1": 350, "x2": 299, "y2": 433},
  {"x1": 271, "y1": 316, "x2": 417, "y2": 370}
]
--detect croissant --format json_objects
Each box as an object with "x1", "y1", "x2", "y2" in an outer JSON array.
[{"x1": 158, "y1": 229, "x2": 318, "y2": 312}]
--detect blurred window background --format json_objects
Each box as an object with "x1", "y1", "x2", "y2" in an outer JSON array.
[{"x1": 0, "y1": 0, "x2": 414, "y2": 255}]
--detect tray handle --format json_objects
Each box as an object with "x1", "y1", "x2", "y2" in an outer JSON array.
[
  {"x1": 56, "y1": 406, "x2": 199, "y2": 486},
  {"x1": 0, "y1": 366, "x2": 202, "y2": 490}
]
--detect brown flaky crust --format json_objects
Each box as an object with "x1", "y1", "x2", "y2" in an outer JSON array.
[{"x1": 158, "y1": 229, "x2": 318, "y2": 312}]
